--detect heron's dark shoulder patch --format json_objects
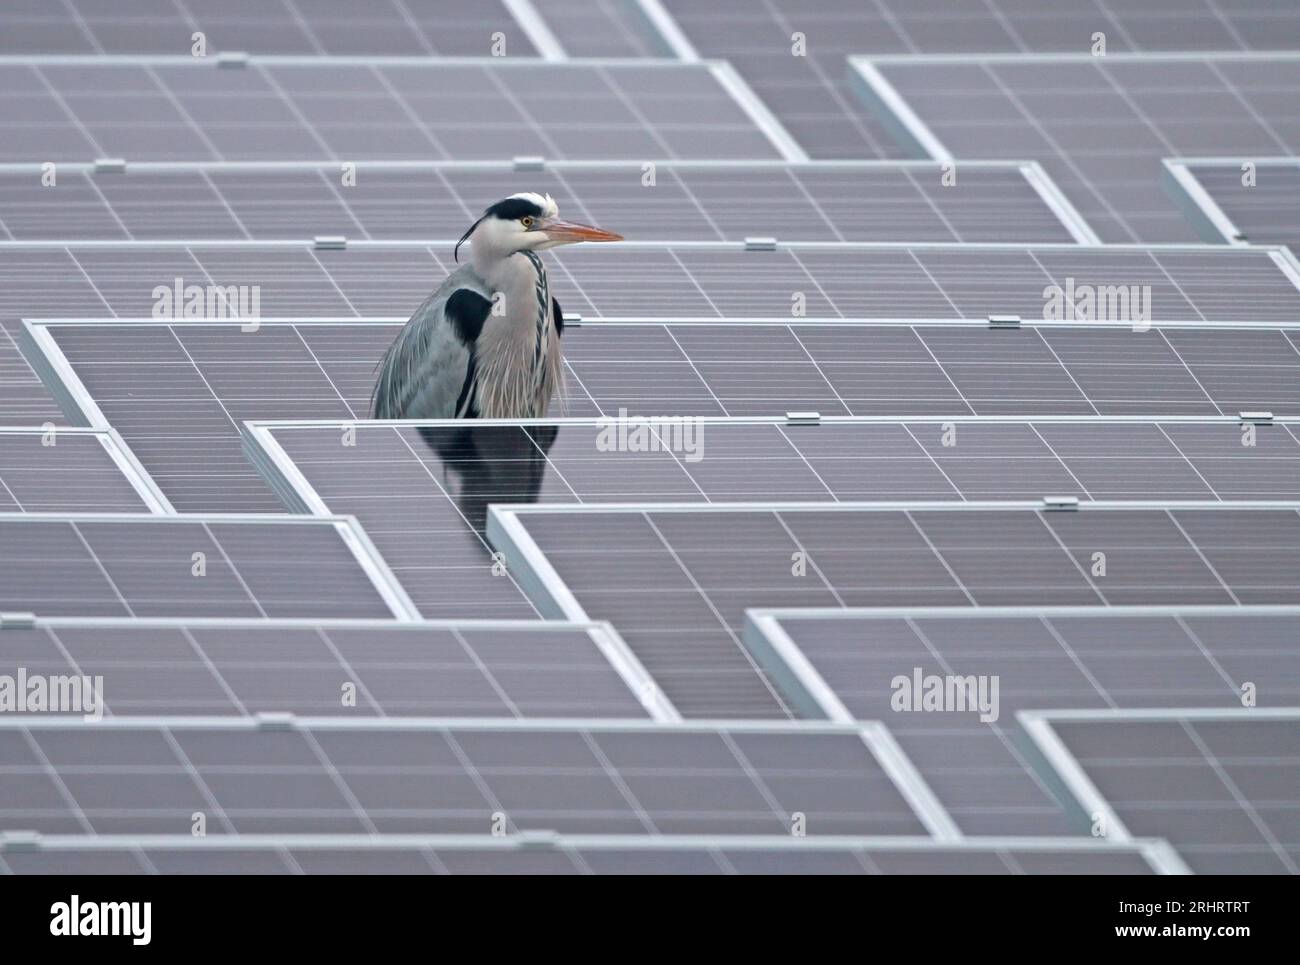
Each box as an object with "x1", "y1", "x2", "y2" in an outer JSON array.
[
  {"x1": 552, "y1": 295, "x2": 564, "y2": 337},
  {"x1": 484, "y1": 197, "x2": 545, "y2": 221},
  {"x1": 445, "y1": 288, "x2": 493, "y2": 345}
]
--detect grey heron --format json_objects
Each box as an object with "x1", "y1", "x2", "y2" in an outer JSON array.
[{"x1": 371, "y1": 192, "x2": 621, "y2": 420}]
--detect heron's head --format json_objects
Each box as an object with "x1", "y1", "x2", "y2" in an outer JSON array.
[{"x1": 455, "y1": 192, "x2": 622, "y2": 261}]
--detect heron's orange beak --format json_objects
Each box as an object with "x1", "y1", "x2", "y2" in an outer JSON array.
[{"x1": 540, "y1": 218, "x2": 623, "y2": 244}]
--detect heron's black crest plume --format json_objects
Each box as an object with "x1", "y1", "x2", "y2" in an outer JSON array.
[{"x1": 454, "y1": 215, "x2": 483, "y2": 263}]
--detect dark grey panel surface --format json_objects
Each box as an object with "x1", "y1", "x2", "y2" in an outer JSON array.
[
  {"x1": 531, "y1": 0, "x2": 665, "y2": 57},
  {"x1": 37, "y1": 317, "x2": 1300, "y2": 511},
  {"x1": 0, "y1": 837, "x2": 1161, "y2": 875},
  {"x1": 0, "y1": 721, "x2": 924, "y2": 837},
  {"x1": 0, "y1": 162, "x2": 1078, "y2": 243},
  {"x1": 770, "y1": 609, "x2": 1300, "y2": 837},
  {"x1": 0, "y1": 59, "x2": 781, "y2": 162},
  {"x1": 866, "y1": 54, "x2": 1300, "y2": 242},
  {"x1": 1048, "y1": 714, "x2": 1300, "y2": 874},
  {"x1": 259, "y1": 419, "x2": 1300, "y2": 619},
  {"x1": 0, "y1": 516, "x2": 394, "y2": 619},
  {"x1": 502, "y1": 506, "x2": 1300, "y2": 718},
  {"x1": 0, "y1": 0, "x2": 537, "y2": 56},
  {"x1": 1182, "y1": 160, "x2": 1300, "y2": 250},
  {"x1": 0, "y1": 620, "x2": 648, "y2": 718},
  {"x1": 0, "y1": 430, "x2": 148, "y2": 511}
]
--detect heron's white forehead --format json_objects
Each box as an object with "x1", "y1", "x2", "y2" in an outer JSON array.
[{"x1": 507, "y1": 191, "x2": 558, "y2": 219}]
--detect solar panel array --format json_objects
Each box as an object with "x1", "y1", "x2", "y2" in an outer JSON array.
[
  {"x1": 659, "y1": 0, "x2": 1300, "y2": 159},
  {"x1": 0, "y1": 161, "x2": 1084, "y2": 243},
  {"x1": 246, "y1": 418, "x2": 1300, "y2": 621},
  {"x1": 1024, "y1": 710, "x2": 1300, "y2": 873},
  {"x1": 749, "y1": 608, "x2": 1300, "y2": 837},
  {"x1": 492, "y1": 504, "x2": 1300, "y2": 718},
  {"x1": 26, "y1": 320, "x2": 1300, "y2": 513},
  {"x1": 3, "y1": 0, "x2": 1298, "y2": 876},
  {"x1": 855, "y1": 53, "x2": 1300, "y2": 242}
]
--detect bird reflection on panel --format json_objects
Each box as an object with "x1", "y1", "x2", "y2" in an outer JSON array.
[{"x1": 415, "y1": 422, "x2": 560, "y2": 546}]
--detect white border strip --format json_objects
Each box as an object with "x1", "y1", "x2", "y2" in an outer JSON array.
[
  {"x1": 24, "y1": 308, "x2": 1300, "y2": 332},
  {"x1": 328, "y1": 516, "x2": 422, "y2": 621},
  {"x1": 854, "y1": 51, "x2": 1300, "y2": 67},
  {"x1": 502, "y1": 0, "x2": 568, "y2": 60},
  {"x1": 0, "y1": 238, "x2": 1285, "y2": 253},
  {"x1": 848, "y1": 59, "x2": 950, "y2": 160},
  {"x1": 861, "y1": 721, "x2": 963, "y2": 841},
  {"x1": 0, "y1": 830, "x2": 1182, "y2": 872},
  {"x1": 1161, "y1": 159, "x2": 1244, "y2": 244},
  {"x1": 1020, "y1": 161, "x2": 1101, "y2": 245},
  {"x1": 247, "y1": 414, "x2": 1300, "y2": 431},
  {"x1": 632, "y1": 0, "x2": 699, "y2": 60},
  {"x1": 707, "y1": 61, "x2": 808, "y2": 162},
  {"x1": 1019, "y1": 712, "x2": 1135, "y2": 845},
  {"x1": 494, "y1": 499, "x2": 1300, "y2": 517}
]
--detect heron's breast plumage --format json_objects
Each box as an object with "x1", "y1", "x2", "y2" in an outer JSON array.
[{"x1": 470, "y1": 254, "x2": 562, "y2": 419}]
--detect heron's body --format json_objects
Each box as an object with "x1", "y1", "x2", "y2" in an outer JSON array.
[{"x1": 371, "y1": 193, "x2": 618, "y2": 421}]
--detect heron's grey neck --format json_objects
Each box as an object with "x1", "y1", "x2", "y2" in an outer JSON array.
[{"x1": 468, "y1": 250, "x2": 560, "y2": 418}]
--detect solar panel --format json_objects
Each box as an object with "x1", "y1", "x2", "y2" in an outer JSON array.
[
  {"x1": 0, "y1": 426, "x2": 164, "y2": 512},
  {"x1": 28, "y1": 316, "x2": 1300, "y2": 510},
  {"x1": 5, "y1": 241, "x2": 1293, "y2": 333},
  {"x1": 0, "y1": 513, "x2": 411, "y2": 620},
  {"x1": 1165, "y1": 157, "x2": 1300, "y2": 249},
  {"x1": 0, "y1": 57, "x2": 789, "y2": 162},
  {"x1": 245, "y1": 416, "x2": 1300, "y2": 619},
  {"x1": 489, "y1": 503, "x2": 1300, "y2": 718},
  {"x1": 657, "y1": 0, "x2": 1298, "y2": 159},
  {"x1": 853, "y1": 52, "x2": 1300, "y2": 242},
  {"x1": 1023, "y1": 709, "x2": 1300, "y2": 873},
  {"x1": 0, "y1": 616, "x2": 661, "y2": 719},
  {"x1": 0, "y1": 0, "x2": 542, "y2": 57},
  {"x1": 0, "y1": 833, "x2": 1176, "y2": 875},
  {"x1": 746, "y1": 605, "x2": 1300, "y2": 837},
  {"x1": 0, "y1": 159, "x2": 1089, "y2": 243},
  {"x1": 0, "y1": 717, "x2": 930, "y2": 837}
]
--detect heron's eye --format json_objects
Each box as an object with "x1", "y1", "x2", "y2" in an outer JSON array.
[{"x1": 521, "y1": 216, "x2": 534, "y2": 228}]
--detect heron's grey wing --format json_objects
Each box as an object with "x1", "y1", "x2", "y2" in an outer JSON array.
[{"x1": 370, "y1": 277, "x2": 493, "y2": 419}]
